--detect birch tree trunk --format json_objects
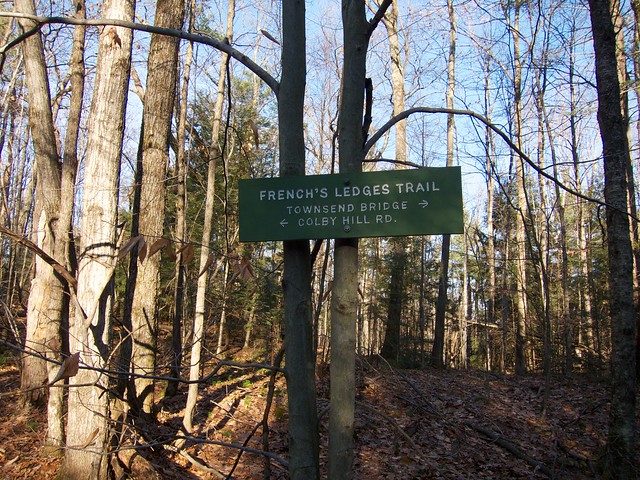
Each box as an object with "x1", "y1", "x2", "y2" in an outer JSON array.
[
  {"x1": 129, "y1": 0, "x2": 184, "y2": 415},
  {"x1": 62, "y1": 0, "x2": 134, "y2": 476}
]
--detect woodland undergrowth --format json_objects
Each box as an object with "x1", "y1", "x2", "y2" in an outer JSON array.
[{"x1": 0, "y1": 349, "x2": 634, "y2": 479}]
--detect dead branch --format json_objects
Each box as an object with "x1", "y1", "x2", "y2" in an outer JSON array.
[
  {"x1": 464, "y1": 421, "x2": 552, "y2": 478},
  {"x1": 356, "y1": 399, "x2": 421, "y2": 452}
]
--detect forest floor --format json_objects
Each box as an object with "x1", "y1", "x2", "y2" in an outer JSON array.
[{"x1": 0, "y1": 349, "x2": 637, "y2": 479}]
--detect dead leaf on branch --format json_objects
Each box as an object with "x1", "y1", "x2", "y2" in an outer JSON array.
[
  {"x1": 118, "y1": 235, "x2": 143, "y2": 261},
  {"x1": 80, "y1": 428, "x2": 100, "y2": 449},
  {"x1": 137, "y1": 237, "x2": 147, "y2": 263},
  {"x1": 229, "y1": 255, "x2": 255, "y2": 284},
  {"x1": 148, "y1": 237, "x2": 171, "y2": 258},
  {"x1": 49, "y1": 352, "x2": 80, "y2": 385},
  {"x1": 178, "y1": 243, "x2": 195, "y2": 264},
  {"x1": 198, "y1": 254, "x2": 215, "y2": 278}
]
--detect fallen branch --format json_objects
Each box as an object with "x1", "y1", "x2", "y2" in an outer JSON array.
[
  {"x1": 356, "y1": 400, "x2": 421, "y2": 452},
  {"x1": 464, "y1": 421, "x2": 552, "y2": 478}
]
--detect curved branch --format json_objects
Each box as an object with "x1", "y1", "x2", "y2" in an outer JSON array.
[
  {"x1": 0, "y1": 223, "x2": 77, "y2": 289},
  {"x1": 368, "y1": 0, "x2": 393, "y2": 36},
  {"x1": 364, "y1": 106, "x2": 624, "y2": 215},
  {"x1": 0, "y1": 11, "x2": 279, "y2": 96}
]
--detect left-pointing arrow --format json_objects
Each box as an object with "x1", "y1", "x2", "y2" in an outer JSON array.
[{"x1": 280, "y1": 219, "x2": 288, "y2": 227}]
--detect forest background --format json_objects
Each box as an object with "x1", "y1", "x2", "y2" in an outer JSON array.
[{"x1": 0, "y1": 0, "x2": 637, "y2": 478}]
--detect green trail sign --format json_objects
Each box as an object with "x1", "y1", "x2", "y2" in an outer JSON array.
[{"x1": 238, "y1": 166, "x2": 463, "y2": 242}]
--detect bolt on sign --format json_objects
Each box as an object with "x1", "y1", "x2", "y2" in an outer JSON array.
[{"x1": 238, "y1": 166, "x2": 463, "y2": 242}]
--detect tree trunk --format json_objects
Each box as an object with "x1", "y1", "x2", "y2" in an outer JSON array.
[
  {"x1": 166, "y1": 0, "x2": 195, "y2": 398},
  {"x1": 328, "y1": 1, "x2": 389, "y2": 478},
  {"x1": 379, "y1": 0, "x2": 407, "y2": 364},
  {"x1": 16, "y1": 0, "x2": 63, "y2": 411},
  {"x1": 129, "y1": 0, "x2": 184, "y2": 415},
  {"x1": 588, "y1": 1, "x2": 637, "y2": 476},
  {"x1": 279, "y1": 1, "x2": 319, "y2": 478},
  {"x1": 62, "y1": 0, "x2": 134, "y2": 476},
  {"x1": 183, "y1": 0, "x2": 234, "y2": 432},
  {"x1": 432, "y1": 0, "x2": 456, "y2": 368}
]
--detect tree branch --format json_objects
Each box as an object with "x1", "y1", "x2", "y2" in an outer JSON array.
[
  {"x1": 364, "y1": 106, "x2": 634, "y2": 218},
  {"x1": 0, "y1": 223, "x2": 76, "y2": 289},
  {"x1": 368, "y1": 0, "x2": 393, "y2": 36},
  {"x1": 0, "y1": 11, "x2": 279, "y2": 96}
]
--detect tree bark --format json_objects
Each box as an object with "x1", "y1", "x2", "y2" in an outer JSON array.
[
  {"x1": 16, "y1": 0, "x2": 63, "y2": 411},
  {"x1": 588, "y1": 0, "x2": 637, "y2": 476},
  {"x1": 166, "y1": 0, "x2": 195, "y2": 398},
  {"x1": 62, "y1": 0, "x2": 134, "y2": 476},
  {"x1": 129, "y1": 0, "x2": 184, "y2": 415},
  {"x1": 183, "y1": 0, "x2": 234, "y2": 433},
  {"x1": 379, "y1": 0, "x2": 407, "y2": 364},
  {"x1": 432, "y1": 0, "x2": 456, "y2": 368},
  {"x1": 280, "y1": 1, "x2": 319, "y2": 478},
  {"x1": 329, "y1": 1, "x2": 368, "y2": 478}
]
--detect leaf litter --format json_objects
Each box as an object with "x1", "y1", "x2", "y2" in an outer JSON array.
[{"x1": 1, "y1": 352, "x2": 637, "y2": 479}]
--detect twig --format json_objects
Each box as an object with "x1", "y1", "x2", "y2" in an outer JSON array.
[
  {"x1": 162, "y1": 441, "x2": 226, "y2": 478},
  {"x1": 227, "y1": 422, "x2": 261, "y2": 480},
  {"x1": 262, "y1": 346, "x2": 285, "y2": 479},
  {"x1": 175, "y1": 434, "x2": 288, "y2": 467}
]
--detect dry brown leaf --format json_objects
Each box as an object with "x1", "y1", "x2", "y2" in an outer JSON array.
[
  {"x1": 138, "y1": 237, "x2": 148, "y2": 263},
  {"x1": 118, "y1": 235, "x2": 142, "y2": 260},
  {"x1": 80, "y1": 428, "x2": 100, "y2": 449},
  {"x1": 180, "y1": 243, "x2": 195, "y2": 264},
  {"x1": 198, "y1": 254, "x2": 215, "y2": 278},
  {"x1": 148, "y1": 237, "x2": 171, "y2": 258},
  {"x1": 50, "y1": 352, "x2": 80, "y2": 385}
]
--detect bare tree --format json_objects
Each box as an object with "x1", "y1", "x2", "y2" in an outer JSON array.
[
  {"x1": 432, "y1": 0, "x2": 457, "y2": 368},
  {"x1": 379, "y1": 0, "x2": 408, "y2": 364},
  {"x1": 15, "y1": 0, "x2": 85, "y2": 450}
]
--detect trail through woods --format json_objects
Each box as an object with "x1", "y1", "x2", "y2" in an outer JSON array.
[{"x1": 0, "y1": 352, "x2": 636, "y2": 479}]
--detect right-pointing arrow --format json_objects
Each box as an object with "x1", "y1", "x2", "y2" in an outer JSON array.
[{"x1": 419, "y1": 200, "x2": 429, "y2": 208}]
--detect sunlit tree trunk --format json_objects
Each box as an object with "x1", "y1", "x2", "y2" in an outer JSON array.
[
  {"x1": 15, "y1": 0, "x2": 84, "y2": 451},
  {"x1": 506, "y1": 0, "x2": 529, "y2": 375},
  {"x1": 62, "y1": 0, "x2": 134, "y2": 476},
  {"x1": 16, "y1": 0, "x2": 63, "y2": 411},
  {"x1": 166, "y1": 0, "x2": 195, "y2": 398},
  {"x1": 482, "y1": 52, "x2": 499, "y2": 371},
  {"x1": 129, "y1": 0, "x2": 184, "y2": 415},
  {"x1": 184, "y1": 0, "x2": 234, "y2": 433}
]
